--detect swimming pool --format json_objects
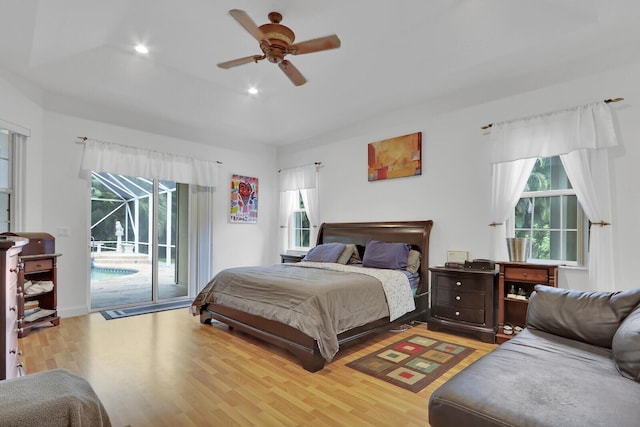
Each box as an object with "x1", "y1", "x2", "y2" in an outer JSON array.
[{"x1": 90, "y1": 267, "x2": 138, "y2": 281}]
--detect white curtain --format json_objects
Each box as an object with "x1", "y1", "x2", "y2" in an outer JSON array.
[
  {"x1": 278, "y1": 164, "x2": 319, "y2": 253},
  {"x1": 560, "y1": 149, "x2": 614, "y2": 291},
  {"x1": 189, "y1": 185, "x2": 215, "y2": 294},
  {"x1": 10, "y1": 133, "x2": 27, "y2": 231},
  {"x1": 278, "y1": 191, "x2": 296, "y2": 254},
  {"x1": 489, "y1": 158, "x2": 537, "y2": 261},
  {"x1": 79, "y1": 139, "x2": 219, "y2": 187},
  {"x1": 489, "y1": 102, "x2": 618, "y2": 163},
  {"x1": 490, "y1": 101, "x2": 619, "y2": 290},
  {"x1": 301, "y1": 187, "x2": 319, "y2": 245}
]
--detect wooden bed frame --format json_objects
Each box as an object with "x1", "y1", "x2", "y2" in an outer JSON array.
[{"x1": 199, "y1": 220, "x2": 434, "y2": 372}]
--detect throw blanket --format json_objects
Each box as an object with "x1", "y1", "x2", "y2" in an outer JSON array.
[
  {"x1": 192, "y1": 263, "x2": 415, "y2": 361},
  {"x1": 0, "y1": 369, "x2": 112, "y2": 427},
  {"x1": 290, "y1": 262, "x2": 416, "y2": 321}
]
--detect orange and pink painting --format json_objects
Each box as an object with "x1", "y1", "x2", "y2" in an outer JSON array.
[{"x1": 368, "y1": 132, "x2": 422, "y2": 182}]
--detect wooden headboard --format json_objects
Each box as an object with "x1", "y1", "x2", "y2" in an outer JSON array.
[{"x1": 316, "y1": 220, "x2": 434, "y2": 295}]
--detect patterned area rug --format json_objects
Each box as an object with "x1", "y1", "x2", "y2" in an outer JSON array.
[{"x1": 346, "y1": 334, "x2": 475, "y2": 393}]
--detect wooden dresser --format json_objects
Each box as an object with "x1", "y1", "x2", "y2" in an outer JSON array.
[
  {"x1": 428, "y1": 266, "x2": 499, "y2": 343},
  {"x1": 1, "y1": 236, "x2": 28, "y2": 380}
]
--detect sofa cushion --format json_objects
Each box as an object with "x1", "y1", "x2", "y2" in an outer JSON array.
[
  {"x1": 429, "y1": 328, "x2": 640, "y2": 427},
  {"x1": 527, "y1": 285, "x2": 640, "y2": 348},
  {"x1": 612, "y1": 304, "x2": 640, "y2": 381}
]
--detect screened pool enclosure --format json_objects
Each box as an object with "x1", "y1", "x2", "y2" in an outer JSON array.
[{"x1": 90, "y1": 172, "x2": 189, "y2": 309}]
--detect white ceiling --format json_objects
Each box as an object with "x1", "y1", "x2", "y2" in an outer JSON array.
[{"x1": 1, "y1": 0, "x2": 640, "y2": 149}]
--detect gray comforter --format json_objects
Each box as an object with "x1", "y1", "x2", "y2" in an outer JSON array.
[{"x1": 192, "y1": 263, "x2": 403, "y2": 361}]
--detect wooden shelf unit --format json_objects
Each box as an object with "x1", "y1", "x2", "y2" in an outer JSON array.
[
  {"x1": 18, "y1": 253, "x2": 61, "y2": 338},
  {"x1": 496, "y1": 262, "x2": 558, "y2": 344}
]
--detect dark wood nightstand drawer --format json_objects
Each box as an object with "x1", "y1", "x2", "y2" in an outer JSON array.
[
  {"x1": 428, "y1": 267, "x2": 499, "y2": 343},
  {"x1": 438, "y1": 274, "x2": 488, "y2": 292},
  {"x1": 432, "y1": 305, "x2": 485, "y2": 324},
  {"x1": 435, "y1": 286, "x2": 486, "y2": 309},
  {"x1": 503, "y1": 266, "x2": 548, "y2": 283}
]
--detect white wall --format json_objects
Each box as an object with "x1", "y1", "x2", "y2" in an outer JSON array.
[
  {"x1": 278, "y1": 61, "x2": 640, "y2": 292},
  {"x1": 2, "y1": 59, "x2": 639, "y2": 319},
  {"x1": 40, "y1": 112, "x2": 278, "y2": 317},
  {"x1": 0, "y1": 71, "x2": 44, "y2": 228}
]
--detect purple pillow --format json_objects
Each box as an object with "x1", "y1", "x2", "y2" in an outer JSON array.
[
  {"x1": 362, "y1": 240, "x2": 410, "y2": 270},
  {"x1": 303, "y1": 243, "x2": 346, "y2": 263}
]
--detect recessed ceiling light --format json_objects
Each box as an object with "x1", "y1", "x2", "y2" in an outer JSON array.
[
  {"x1": 134, "y1": 44, "x2": 149, "y2": 54},
  {"x1": 248, "y1": 87, "x2": 258, "y2": 95}
]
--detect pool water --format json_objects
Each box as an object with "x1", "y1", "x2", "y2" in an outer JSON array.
[{"x1": 91, "y1": 267, "x2": 138, "y2": 281}]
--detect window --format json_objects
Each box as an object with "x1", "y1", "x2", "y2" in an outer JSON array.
[
  {"x1": 291, "y1": 191, "x2": 310, "y2": 249},
  {"x1": 0, "y1": 129, "x2": 12, "y2": 232},
  {"x1": 513, "y1": 156, "x2": 586, "y2": 265}
]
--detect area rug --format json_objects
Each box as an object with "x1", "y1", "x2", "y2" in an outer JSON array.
[
  {"x1": 100, "y1": 299, "x2": 192, "y2": 320},
  {"x1": 346, "y1": 334, "x2": 475, "y2": 393}
]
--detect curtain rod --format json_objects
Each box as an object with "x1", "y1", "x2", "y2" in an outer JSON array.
[
  {"x1": 278, "y1": 162, "x2": 322, "y2": 173},
  {"x1": 480, "y1": 98, "x2": 624, "y2": 130},
  {"x1": 76, "y1": 136, "x2": 223, "y2": 164}
]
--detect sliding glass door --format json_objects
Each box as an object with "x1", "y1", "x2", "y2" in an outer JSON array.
[{"x1": 90, "y1": 173, "x2": 188, "y2": 310}]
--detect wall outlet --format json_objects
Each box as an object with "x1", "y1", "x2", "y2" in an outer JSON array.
[{"x1": 57, "y1": 226, "x2": 70, "y2": 237}]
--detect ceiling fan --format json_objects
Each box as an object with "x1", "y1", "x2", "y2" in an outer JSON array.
[{"x1": 217, "y1": 9, "x2": 341, "y2": 86}]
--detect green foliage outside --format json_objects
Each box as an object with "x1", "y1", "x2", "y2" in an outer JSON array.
[{"x1": 514, "y1": 157, "x2": 575, "y2": 261}]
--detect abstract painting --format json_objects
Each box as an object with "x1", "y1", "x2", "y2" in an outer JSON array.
[
  {"x1": 368, "y1": 132, "x2": 422, "y2": 181},
  {"x1": 230, "y1": 174, "x2": 258, "y2": 223}
]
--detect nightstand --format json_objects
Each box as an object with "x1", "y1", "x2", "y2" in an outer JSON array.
[
  {"x1": 428, "y1": 266, "x2": 499, "y2": 343},
  {"x1": 280, "y1": 254, "x2": 305, "y2": 263}
]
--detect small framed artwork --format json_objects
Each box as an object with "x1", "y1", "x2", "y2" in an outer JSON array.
[
  {"x1": 230, "y1": 174, "x2": 258, "y2": 223},
  {"x1": 368, "y1": 132, "x2": 422, "y2": 181}
]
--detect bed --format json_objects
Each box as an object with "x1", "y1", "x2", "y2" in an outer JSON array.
[{"x1": 192, "y1": 220, "x2": 433, "y2": 372}]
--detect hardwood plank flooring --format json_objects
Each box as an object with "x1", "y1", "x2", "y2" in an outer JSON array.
[{"x1": 20, "y1": 310, "x2": 497, "y2": 427}]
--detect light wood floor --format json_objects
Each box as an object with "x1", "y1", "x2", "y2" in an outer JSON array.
[{"x1": 20, "y1": 310, "x2": 497, "y2": 427}]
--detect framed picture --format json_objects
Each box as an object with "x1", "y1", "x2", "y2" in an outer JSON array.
[
  {"x1": 368, "y1": 132, "x2": 422, "y2": 181},
  {"x1": 230, "y1": 174, "x2": 258, "y2": 223}
]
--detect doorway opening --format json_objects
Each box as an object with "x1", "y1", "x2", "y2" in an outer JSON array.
[{"x1": 89, "y1": 172, "x2": 189, "y2": 310}]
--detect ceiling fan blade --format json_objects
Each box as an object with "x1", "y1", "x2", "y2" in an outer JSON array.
[
  {"x1": 229, "y1": 9, "x2": 266, "y2": 42},
  {"x1": 217, "y1": 55, "x2": 263, "y2": 69},
  {"x1": 278, "y1": 60, "x2": 307, "y2": 86},
  {"x1": 289, "y1": 35, "x2": 341, "y2": 55}
]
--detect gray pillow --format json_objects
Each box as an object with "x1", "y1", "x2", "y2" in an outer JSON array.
[
  {"x1": 612, "y1": 304, "x2": 640, "y2": 381},
  {"x1": 337, "y1": 244, "x2": 358, "y2": 265},
  {"x1": 406, "y1": 250, "x2": 421, "y2": 273},
  {"x1": 527, "y1": 285, "x2": 640, "y2": 348},
  {"x1": 303, "y1": 242, "x2": 346, "y2": 263},
  {"x1": 362, "y1": 240, "x2": 409, "y2": 270}
]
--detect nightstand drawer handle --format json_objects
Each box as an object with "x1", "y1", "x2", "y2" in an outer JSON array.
[
  {"x1": 456, "y1": 281, "x2": 462, "y2": 286},
  {"x1": 455, "y1": 295, "x2": 461, "y2": 301},
  {"x1": 455, "y1": 311, "x2": 460, "y2": 316}
]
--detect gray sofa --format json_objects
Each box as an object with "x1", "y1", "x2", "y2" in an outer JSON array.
[{"x1": 428, "y1": 285, "x2": 640, "y2": 427}]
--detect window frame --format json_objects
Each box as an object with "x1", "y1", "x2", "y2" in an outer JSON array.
[
  {"x1": 0, "y1": 129, "x2": 13, "y2": 232},
  {"x1": 289, "y1": 190, "x2": 311, "y2": 251},
  {"x1": 511, "y1": 157, "x2": 588, "y2": 267}
]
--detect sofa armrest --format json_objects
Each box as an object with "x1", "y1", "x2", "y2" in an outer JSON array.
[{"x1": 527, "y1": 285, "x2": 640, "y2": 348}]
